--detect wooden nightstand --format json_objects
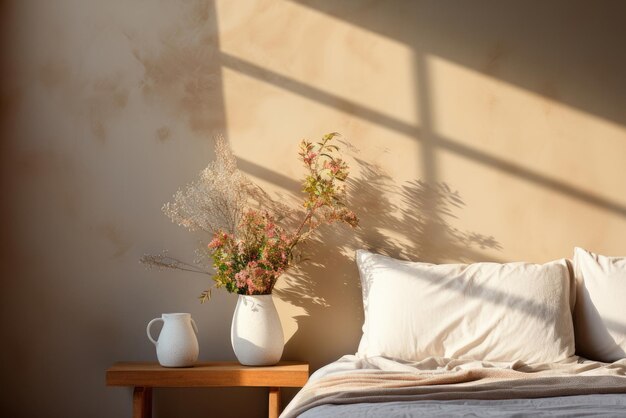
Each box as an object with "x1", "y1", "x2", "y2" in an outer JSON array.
[{"x1": 106, "y1": 361, "x2": 309, "y2": 418}]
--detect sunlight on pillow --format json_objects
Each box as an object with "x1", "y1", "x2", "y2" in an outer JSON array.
[{"x1": 356, "y1": 250, "x2": 575, "y2": 364}]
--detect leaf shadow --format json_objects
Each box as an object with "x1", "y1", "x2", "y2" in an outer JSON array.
[{"x1": 274, "y1": 153, "x2": 502, "y2": 370}]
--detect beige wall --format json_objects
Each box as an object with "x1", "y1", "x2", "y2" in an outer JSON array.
[{"x1": 2, "y1": 1, "x2": 626, "y2": 416}]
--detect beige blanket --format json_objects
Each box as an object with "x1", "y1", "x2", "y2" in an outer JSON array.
[{"x1": 280, "y1": 355, "x2": 626, "y2": 418}]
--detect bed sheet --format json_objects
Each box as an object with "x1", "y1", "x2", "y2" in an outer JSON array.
[
  {"x1": 299, "y1": 394, "x2": 626, "y2": 417},
  {"x1": 282, "y1": 355, "x2": 626, "y2": 418}
]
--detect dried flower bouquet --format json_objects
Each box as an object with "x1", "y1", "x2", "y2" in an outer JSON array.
[{"x1": 142, "y1": 133, "x2": 358, "y2": 302}]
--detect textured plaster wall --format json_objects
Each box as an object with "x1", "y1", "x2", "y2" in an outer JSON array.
[{"x1": 1, "y1": 1, "x2": 626, "y2": 417}]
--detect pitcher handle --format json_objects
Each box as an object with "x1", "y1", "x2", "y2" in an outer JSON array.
[
  {"x1": 146, "y1": 318, "x2": 163, "y2": 346},
  {"x1": 191, "y1": 318, "x2": 198, "y2": 335}
]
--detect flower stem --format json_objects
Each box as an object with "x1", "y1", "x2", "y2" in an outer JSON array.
[{"x1": 289, "y1": 209, "x2": 314, "y2": 251}]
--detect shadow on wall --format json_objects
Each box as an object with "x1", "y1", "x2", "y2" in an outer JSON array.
[
  {"x1": 272, "y1": 151, "x2": 502, "y2": 370},
  {"x1": 221, "y1": 1, "x2": 626, "y2": 220},
  {"x1": 292, "y1": 0, "x2": 626, "y2": 128}
]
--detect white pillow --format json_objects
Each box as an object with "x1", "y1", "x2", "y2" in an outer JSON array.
[
  {"x1": 573, "y1": 247, "x2": 626, "y2": 362},
  {"x1": 356, "y1": 250, "x2": 575, "y2": 364}
]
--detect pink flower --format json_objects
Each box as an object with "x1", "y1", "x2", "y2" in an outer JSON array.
[
  {"x1": 303, "y1": 152, "x2": 317, "y2": 165},
  {"x1": 234, "y1": 270, "x2": 248, "y2": 289},
  {"x1": 208, "y1": 231, "x2": 230, "y2": 249}
]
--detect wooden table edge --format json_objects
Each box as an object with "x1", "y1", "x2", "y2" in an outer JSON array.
[
  {"x1": 106, "y1": 361, "x2": 309, "y2": 418},
  {"x1": 105, "y1": 361, "x2": 309, "y2": 388}
]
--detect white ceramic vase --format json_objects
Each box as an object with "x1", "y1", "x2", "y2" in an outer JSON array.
[
  {"x1": 147, "y1": 313, "x2": 199, "y2": 367},
  {"x1": 231, "y1": 294, "x2": 284, "y2": 366}
]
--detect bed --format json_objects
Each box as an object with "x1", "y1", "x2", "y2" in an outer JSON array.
[
  {"x1": 281, "y1": 248, "x2": 626, "y2": 417},
  {"x1": 282, "y1": 355, "x2": 626, "y2": 417}
]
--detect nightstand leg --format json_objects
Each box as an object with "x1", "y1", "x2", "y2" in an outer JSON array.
[
  {"x1": 133, "y1": 386, "x2": 152, "y2": 418},
  {"x1": 268, "y1": 387, "x2": 281, "y2": 418}
]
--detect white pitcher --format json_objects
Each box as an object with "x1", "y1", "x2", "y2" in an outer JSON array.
[{"x1": 147, "y1": 313, "x2": 199, "y2": 367}]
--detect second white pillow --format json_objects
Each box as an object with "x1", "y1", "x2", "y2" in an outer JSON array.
[{"x1": 573, "y1": 247, "x2": 626, "y2": 362}]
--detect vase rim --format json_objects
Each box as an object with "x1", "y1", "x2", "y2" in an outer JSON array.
[{"x1": 238, "y1": 294, "x2": 273, "y2": 298}]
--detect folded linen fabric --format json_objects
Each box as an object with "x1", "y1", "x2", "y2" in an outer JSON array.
[
  {"x1": 280, "y1": 355, "x2": 626, "y2": 418},
  {"x1": 355, "y1": 250, "x2": 575, "y2": 364},
  {"x1": 573, "y1": 247, "x2": 626, "y2": 362}
]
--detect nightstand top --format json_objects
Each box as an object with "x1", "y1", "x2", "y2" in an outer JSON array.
[{"x1": 106, "y1": 361, "x2": 309, "y2": 388}]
